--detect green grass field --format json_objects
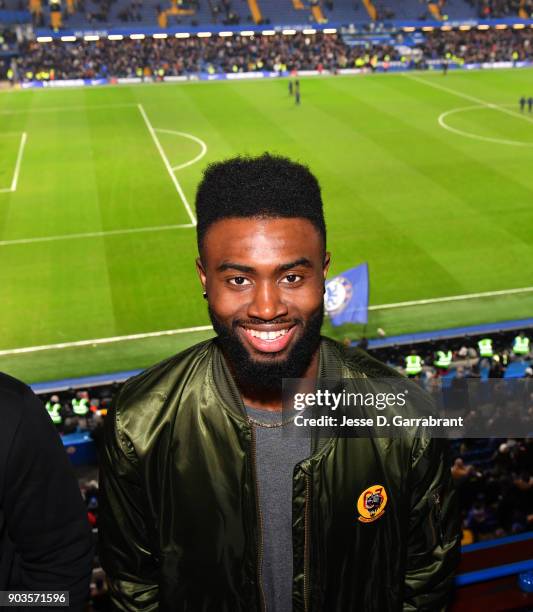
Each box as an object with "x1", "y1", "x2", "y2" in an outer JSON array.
[{"x1": 1, "y1": 69, "x2": 533, "y2": 383}]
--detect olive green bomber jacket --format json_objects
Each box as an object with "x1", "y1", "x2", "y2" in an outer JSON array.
[{"x1": 99, "y1": 337, "x2": 461, "y2": 611}]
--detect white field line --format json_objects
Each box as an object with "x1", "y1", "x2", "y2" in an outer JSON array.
[
  {"x1": 138, "y1": 104, "x2": 197, "y2": 226},
  {"x1": 0, "y1": 325, "x2": 214, "y2": 356},
  {"x1": 0, "y1": 103, "x2": 137, "y2": 115},
  {"x1": 0, "y1": 132, "x2": 27, "y2": 193},
  {"x1": 404, "y1": 73, "x2": 533, "y2": 126},
  {"x1": 2, "y1": 285, "x2": 533, "y2": 356},
  {"x1": 0, "y1": 223, "x2": 195, "y2": 246},
  {"x1": 368, "y1": 285, "x2": 533, "y2": 311},
  {"x1": 154, "y1": 128, "x2": 208, "y2": 171}
]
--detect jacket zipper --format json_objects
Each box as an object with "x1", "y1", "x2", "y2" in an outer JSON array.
[
  {"x1": 303, "y1": 472, "x2": 311, "y2": 612},
  {"x1": 250, "y1": 425, "x2": 267, "y2": 612}
]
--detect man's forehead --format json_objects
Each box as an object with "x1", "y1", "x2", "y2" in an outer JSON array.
[{"x1": 203, "y1": 217, "x2": 322, "y2": 261}]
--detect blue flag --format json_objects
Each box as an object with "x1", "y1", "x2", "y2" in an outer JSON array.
[{"x1": 324, "y1": 263, "x2": 369, "y2": 326}]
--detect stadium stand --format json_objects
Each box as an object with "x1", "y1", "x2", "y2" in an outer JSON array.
[
  {"x1": 11, "y1": 26, "x2": 533, "y2": 82},
  {"x1": 10, "y1": 0, "x2": 533, "y2": 31},
  {"x1": 4, "y1": 0, "x2": 532, "y2": 31}
]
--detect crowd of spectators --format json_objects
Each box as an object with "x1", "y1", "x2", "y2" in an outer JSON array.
[
  {"x1": 208, "y1": 0, "x2": 243, "y2": 25},
  {"x1": 16, "y1": 32, "x2": 400, "y2": 79},
  {"x1": 14, "y1": 27, "x2": 533, "y2": 81},
  {"x1": 468, "y1": 0, "x2": 533, "y2": 19},
  {"x1": 452, "y1": 438, "x2": 532, "y2": 542},
  {"x1": 420, "y1": 26, "x2": 533, "y2": 63}
]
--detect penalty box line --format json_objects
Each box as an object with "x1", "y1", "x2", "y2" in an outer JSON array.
[
  {"x1": 138, "y1": 103, "x2": 197, "y2": 226},
  {"x1": 0, "y1": 133, "x2": 27, "y2": 194},
  {"x1": 1, "y1": 286, "x2": 533, "y2": 356}
]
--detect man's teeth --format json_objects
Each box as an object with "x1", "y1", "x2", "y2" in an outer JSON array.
[{"x1": 247, "y1": 329, "x2": 289, "y2": 340}]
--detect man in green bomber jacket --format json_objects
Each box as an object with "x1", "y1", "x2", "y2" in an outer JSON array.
[{"x1": 99, "y1": 154, "x2": 461, "y2": 611}]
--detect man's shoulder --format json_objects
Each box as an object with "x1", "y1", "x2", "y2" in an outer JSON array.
[
  {"x1": 321, "y1": 336, "x2": 401, "y2": 379},
  {"x1": 113, "y1": 338, "x2": 216, "y2": 425},
  {"x1": 0, "y1": 372, "x2": 42, "y2": 429},
  {"x1": 0, "y1": 371, "x2": 32, "y2": 402}
]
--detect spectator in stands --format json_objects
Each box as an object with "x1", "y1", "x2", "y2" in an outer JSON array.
[{"x1": 0, "y1": 372, "x2": 93, "y2": 609}]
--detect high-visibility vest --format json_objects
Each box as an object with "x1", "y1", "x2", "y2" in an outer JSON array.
[
  {"x1": 72, "y1": 398, "x2": 89, "y2": 416},
  {"x1": 478, "y1": 338, "x2": 493, "y2": 358},
  {"x1": 513, "y1": 335, "x2": 530, "y2": 355},
  {"x1": 46, "y1": 401, "x2": 62, "y2": 425},
  {"x1": 405, "y1": 355, "x2": 423, "y2": 375},
  {"x1": 434, "y1": 350, "x2": 452, "y2": 369}
]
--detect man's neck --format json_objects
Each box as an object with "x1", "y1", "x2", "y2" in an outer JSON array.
[{"x1": 239, "y1": 350, "x2": 320, "y2": 412}]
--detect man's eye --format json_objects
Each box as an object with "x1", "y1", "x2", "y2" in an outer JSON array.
[
  {"x1": 229, "y1": 277, "x2": 251, "y2": 286},
  {"x1": 282, "y1": 274, "x2": 302, "y2": 284}
]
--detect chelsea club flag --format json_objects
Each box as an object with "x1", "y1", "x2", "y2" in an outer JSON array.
[{"x1": 324, "y1": 263, "x2": 369, "y2": 326}]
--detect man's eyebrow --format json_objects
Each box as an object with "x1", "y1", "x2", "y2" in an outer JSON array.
[
  {"x1": 216, "y1": 258, "x2": 313, "y2": 274},
  {"x1": 216, "y1": 262, "x2": 255, "y2": 273},
  {"x1": 278, "y1": 258, "x2": 313, "y2": 272}
]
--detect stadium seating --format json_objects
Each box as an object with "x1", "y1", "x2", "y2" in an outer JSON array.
[{"x1": 0, "y1": 0, "x2": 499, "y2": 29}]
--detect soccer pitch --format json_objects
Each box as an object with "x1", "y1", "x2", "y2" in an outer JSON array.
[{"x1": 1, "y1": 69, "x2": 533, "y2": 383}]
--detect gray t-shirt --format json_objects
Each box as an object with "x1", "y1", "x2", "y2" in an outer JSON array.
[{"x1": 245, "y1": 405, "x2": 310, "y2": 612}]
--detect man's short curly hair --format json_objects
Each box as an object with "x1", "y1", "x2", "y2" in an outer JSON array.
[{"x1": 195, "y1": 153, "x2": 326, "y2": 255}]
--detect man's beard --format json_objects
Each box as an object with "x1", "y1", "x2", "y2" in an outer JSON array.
[{"x1": 209, "y1": 304, "x2": 324, "y2": 396}]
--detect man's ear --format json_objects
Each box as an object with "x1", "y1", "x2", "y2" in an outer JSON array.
[
  {"x1": 196, "y1": 257, "x2": 207, "y2": 291},
  {"x1": 323, "y1": 252, "x2": 331, "y2": 280}
]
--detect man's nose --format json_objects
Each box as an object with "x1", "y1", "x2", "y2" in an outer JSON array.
[{"x1": 247, "y1": 281, "x2": 289, "y2": 321}]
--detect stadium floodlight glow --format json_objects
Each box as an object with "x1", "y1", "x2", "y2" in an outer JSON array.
[
  {"x1": 175, "y1": 32, "x2": 190, "y2": 38},
  {"x1": 84, "y1": 35, "x2": 99, "y2": 41},
  {"x1": 302, "y1": 28, "x2": 317, "y2": 34},
  {"x1": 477, "y1": 24, "x2": 490, "y2": 29},
  {"x1": 108, "y1": 34, "x2": 124, "y2": 40},
  {"x1": 130, "y1": 33, "x2": 145, "y2": 39},
  {"x1": 422, "y1": 26, "x2": 433, "y2": 31},
  {"x1": 495, "y1": 24, "x2": 508, "y2": 29},
  {"x1": 402, "y1": 27, "x2": 415, "y2": 32},
  {"x1": 323, "y1": 28, "x2": 337, "y2": 34},
  {"x1": 37, "y1": 36, "x2": 53, "y2": 42},
  {"x1": 262, "y1": 30, "x2": 276, "y2": 35},
  {"x1": 459, "y1": 25, "x2": 471, "y2": 30},
  {"x1": 153, "y1": 33, "x2": 168, "y2": 38},
  {"x1": 197, "y1": 32, "x2": 212, "y2": 37},
  {"x1": 282, "y1": 29, "x2": 296, "y2": 35},
  {"x1": 440, "y1": 25, "x2": 452, "y2": 30},
  {"x1": 218, "y1": 31, "x2": 233, "y2": 36},
  {"x1": 240, "y1": 30, "x2": 254, "y2": 36},
  {"x1": 513, "y1": 23, "x2": 526, "y2": 29},
  {"x1": 61, "y1": 35, "x2": 77, "y2": 41}
]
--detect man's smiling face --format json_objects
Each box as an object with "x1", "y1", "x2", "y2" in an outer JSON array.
[{"x1": 197, "y1": 216, "x2": 330, "y2": 394}]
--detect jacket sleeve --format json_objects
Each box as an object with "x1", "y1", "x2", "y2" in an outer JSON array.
[
  {"x1": 4, "y1": 384, "x2": 93, "y2": 610},
  {"x1": 403, "y1": 437, "x2": 461, "y2": 611},
  {"x1": 98, "y1": 396, "x2": 159, "y2": 611}
]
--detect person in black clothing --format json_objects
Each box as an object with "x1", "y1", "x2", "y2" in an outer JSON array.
[
  {"x1": 295, "y1": 79, "x2": 301, "y2": 105},
  {"x1": 519, "y1": 96, "x2": 526, "y2": 112},
  {"x1": 288, "y1": 79, "x2": 293, "y2": 96},
  {"x1": 528, "y1": 97, "x2": 533, "y2": 113},
  {"x1": 0, "y1": 372, "x2": 93, "y2": 610}
]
